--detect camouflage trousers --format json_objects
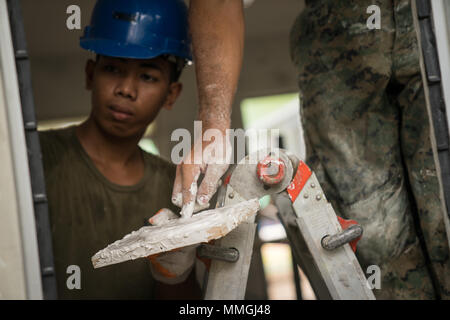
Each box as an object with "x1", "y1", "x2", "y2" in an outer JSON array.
[{"x1": 290, "y1": 0, "x2": 450, "y2": 299}]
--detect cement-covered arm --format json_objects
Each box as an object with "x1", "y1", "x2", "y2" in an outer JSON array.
[
  {"x1": 189, "y1": 0, "x2": 244, "y2": 131},
  {"x1": 172, "y1": 0, "x2": 245, "y2": 218}
]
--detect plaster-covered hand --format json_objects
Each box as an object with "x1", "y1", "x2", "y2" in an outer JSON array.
[
  {"x1": 173, "y1": 0, "x2": 244, "y2": 218},
  {"x1": 172, "y1": 131, "x2": 232, "y2": 219},
  {"x1": 147, "y1": 208, "x2": 198, "y2": 285}
]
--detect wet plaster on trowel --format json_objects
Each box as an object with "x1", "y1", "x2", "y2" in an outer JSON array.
[{"x1": 91, "y1": 198, "x2": 260, "y2": 269}]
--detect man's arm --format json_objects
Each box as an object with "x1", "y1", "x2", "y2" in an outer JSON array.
[
  {"x1": 172, "y1": 0, "x2": 245, "y2": 218},
  {"x1": 189, "y1": 0, "x2": 244, "y2": 131}
]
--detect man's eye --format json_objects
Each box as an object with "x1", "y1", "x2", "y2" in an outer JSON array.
[
  {"x1": 104, "y1": 65, "x2": 119, "y2": 73},
  {"x1": 141, "y1": 74, "x2": 157, "y2": 82}
]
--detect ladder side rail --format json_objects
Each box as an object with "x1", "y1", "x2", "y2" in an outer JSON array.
[
  {"x1": 6, "y1": 0, "x2": 57, "y2": 299},
  {"x1": 0, "y1": 0, "x2": 42, "y2": 300}
]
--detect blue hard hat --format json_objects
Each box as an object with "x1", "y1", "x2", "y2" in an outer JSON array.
[{"x1": 80, "y1": 0, "x2": 192, "y2": 62}]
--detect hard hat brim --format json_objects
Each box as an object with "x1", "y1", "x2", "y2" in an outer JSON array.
[{"x1": 80, "y1": 37, "x2": 192, "y2": 62}]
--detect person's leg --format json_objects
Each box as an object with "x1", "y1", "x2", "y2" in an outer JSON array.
[
  {"x1": 290, "y1": 0, "x2": 435, "y2": 299},
  {"x1": 393, "y1": 0, "x2": 450, "y2": 299}
]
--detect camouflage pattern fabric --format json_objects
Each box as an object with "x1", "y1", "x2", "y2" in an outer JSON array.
[{"x1": 290, "y1": 0, "x2": 450, "y2": 299}]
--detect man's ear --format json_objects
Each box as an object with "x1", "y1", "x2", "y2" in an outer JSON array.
[
  {"x1": 85, "y1": 59, "x2": 96, "y2": 90},
  {"x1": 162, "y1": 82, "x2": 183, "y2": 110}
]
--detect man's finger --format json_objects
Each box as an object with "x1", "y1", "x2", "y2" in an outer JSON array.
[
  {"x1": 180, "y1": 164, "x2": 201, "y2": 218},
  {"x1": 172, "y1": 165, "x2": 183, "y2": 207},
  {"x1": 197, "y1": 163, "x2": 229, "y2": 205},
  {"x1": 148, "y1": 208, "x2": 178, "y2": 226}
]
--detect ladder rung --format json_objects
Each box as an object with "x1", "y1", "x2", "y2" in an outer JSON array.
[
  {"x1": 15, "y1": 49, "x2": 28, "y2": 60},
  {"x1": 42, "y1": 267, "x2": 55, "y2": 277},
  {"x1": 24, "y1": 121, "x2": 37, "y2": 131},
  {"x1": 33, "y1": 193, "x2": 48, "y2": 204}
]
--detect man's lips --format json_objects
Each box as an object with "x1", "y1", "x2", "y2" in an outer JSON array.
[{"x1": 108, "y1": 105, "x2": 134, "y2": 121}]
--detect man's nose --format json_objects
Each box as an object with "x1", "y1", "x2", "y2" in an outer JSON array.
[{"x1": 115, "y1": 75, "x2": 137, "y2": 100}]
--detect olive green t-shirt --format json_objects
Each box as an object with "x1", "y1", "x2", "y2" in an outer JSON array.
[{"x1": 39, "y1": 126, "x2": 177, "y2": 299}]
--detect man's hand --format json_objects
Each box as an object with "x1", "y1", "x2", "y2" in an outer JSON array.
[
  {"x1": 173, "y1": 0, "x2": 245, "y2": 218},
  {"x1": 147, "y1": 209, "x2": 198, "y2": 285},
  {"x1": 172, "y1": 130, "x2": 232, "y2": 218}
]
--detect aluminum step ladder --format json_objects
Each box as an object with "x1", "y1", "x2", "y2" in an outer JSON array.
[{"x1": 199, "y1": 149, "x2": 375, "y2": 300}]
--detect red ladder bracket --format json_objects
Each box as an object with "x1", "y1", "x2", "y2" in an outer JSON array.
[
  {"x1": 286, "y1": 161, "x2": 361, "y2": 252},
  {"x1": 286, "y1": 160, "x2": 312, "y2": 203}
]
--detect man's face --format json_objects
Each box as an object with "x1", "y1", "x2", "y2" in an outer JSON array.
[{"x1": 85, "y1": 56, "x2": 182, "y2": 139}]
